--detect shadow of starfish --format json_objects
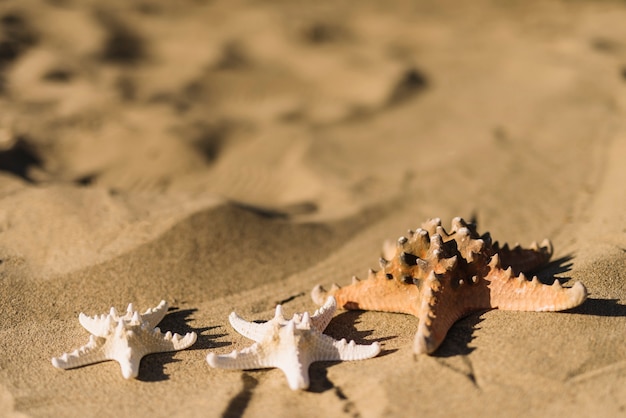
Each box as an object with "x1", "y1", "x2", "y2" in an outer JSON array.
[
  {"x1": 570, "y1": 298, "x2": 626, "y2": 317},
  {"x1": 433, "y1": 314, "x2": 484, "y2": 358},
  {"x1": 324, "y1": 310, "x2": 396, "y2": 353},
  {"x1": 221, "y1": 373, "x2": 258, "y2": 418},
  {"x1": 533, "y1": 254, "x2": 574, "y2": 284},
  {"x1": 138, "y1": 307, "x2": 231, "y2": 382}
]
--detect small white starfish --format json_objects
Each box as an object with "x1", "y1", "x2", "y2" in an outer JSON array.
[
  {"x1": 206, "y1": 296, "x2": 381, "y2": 390},
  {"x1": 52, "y1": 300, "x2": 197, "y2": 379}
]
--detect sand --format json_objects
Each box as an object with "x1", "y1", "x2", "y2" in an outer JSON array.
[{"x1": 0, "y1": 0, "x2": 625, "y2": 416}]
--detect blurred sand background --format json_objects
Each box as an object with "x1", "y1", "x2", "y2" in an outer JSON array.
[{"x1": 0, "y1": 0, "x2": 625, "y2": 416}]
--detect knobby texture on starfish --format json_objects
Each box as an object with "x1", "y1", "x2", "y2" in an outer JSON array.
[
  {"x1": 206, "y1": 296, "x2": 381, "y2": 390},
  {"x1": 52, "y1": 300, "x2": 197, "y2": 379},
  {"x1": 312, "y1": 217, "x2": 587, "y2": 355}
]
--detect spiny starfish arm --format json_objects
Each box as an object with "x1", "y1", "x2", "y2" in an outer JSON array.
[
  {"x1": 312, "y1": 271, "x2": 421, "y2": 316},
  {"x1": 93, "y1": 330, "x2": 142, "y2": 379},
  {"x1": 278, "y1": 351, "x2": 312, "y2": 390},
  {"x1": 78, "y1": 301, "x2": 169, "y2": 336},
  {"x1": 207, "y1": 343, "x2": 273, "y2": 370},
  {"x1": 145, "y1": 327, "x2": 197, "y2": 352},
  {"x1": 494, "y1": 239, "x2": 553, "y2": 274},
  {"x1": 140, "y1": 300, "x2": 169, "y2": 329},
  {"x1": 300, "y1": 332, "x2": 378, "y2": 362},
  {"x1": 79, "y1": 312, "x2": 113, "y2": 337},
  {"x1": 228, "y1": 312, "x2": 275, "y2": 343},
  {"x1": 331, "y1": 337, "x2": 381, "y2": 361},
  {"x1": 413, "y1": 277, "x2": 445, "y2": 355},
  {"x1": 113, "y1": 349, "x2": 142, "y2": 380},
  {"x1": 309, "y1": 296, "x2": 337, "y2": 332},
  {"x1": 487, "y1": 266, "x2": 587, "y2": 311},
  {"x1": 228, "y1": 300, "x2": 336, "y2": 342},
  {"x1": 52, "y1": 335, "x2": 107, "y2": 370},
  {"x1": 413, "y1": 271, "x2": 492, "y2": 354}
]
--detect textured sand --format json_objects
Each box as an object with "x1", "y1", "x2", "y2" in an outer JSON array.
[{"x1": 0, "y1": 0, "x2": 625, "y2": 416}]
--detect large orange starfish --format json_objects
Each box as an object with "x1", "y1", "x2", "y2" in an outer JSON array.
[{"x1": 312, "y1": 217, "x2": 587, "y2": 355}]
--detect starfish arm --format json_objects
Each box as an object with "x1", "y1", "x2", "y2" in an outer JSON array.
[
  {"x1": 116, "y1": 351, "x2": 142, "y2": 379},
  {"x1": 333, "y1": 338, "x2": 381, "y2": 361},
  {"x1": 413, "y1": 272, "x2": 491, "y2": 354},
  {"x1": 309, "y1": 296, "x2": 337, "y2": 332},
  {"x1": 78, "y1": 313, "x2": 113, "y2": 337},
  {"x1": 312, "y1": 271, "x2": 421, "y2": 316},
  {"x1": 140, "y1": 300, "x2": 169, "y2": 329},
  {"x1": 228, "y1": 312, "x2": 276, "y2": 342},
  {"x1": 104, "y1": 340, "x2": 147, "y2": 379},
  {"x1": 330, "y1": 336, "x2": 381, "y2": 361},
  {"x1": 206, "y1": 343, "x2": 273, "y2": 370},
  {"x1": 413, "y1": 275, "x2": 451, "y2": 355},
  {"x1": 107, "y1": 335, "x2": 165, "y2": 379},
  {"x1": 303, "y1": 333, "x2": 380, "y2": 362},
  {"x1": 487, "y1": 268, "x2": 587, "y2": 311},
  {"x1": 51, "y1": 335, "x2": 108, "y2": 370},
  {"x1": 277, "y1": 352, "x2": 312, "y2": 390},
  {"x1": 143, "y1": 327, "x2": 198, "y2": 352}
]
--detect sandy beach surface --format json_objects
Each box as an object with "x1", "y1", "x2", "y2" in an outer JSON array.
[{"x1": 0, "y1": 0, "x2": 625, "y2": 416}]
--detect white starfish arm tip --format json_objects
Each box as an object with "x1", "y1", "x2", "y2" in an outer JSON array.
[
  {"x1": 285, "y1": 371, "x2": 309, "y2": 391},
  {"x1": 413, "y1": 329, "x2": 436, "y2": 355},
  {"x1": 206, "y1": 350, "x2": 240, "y2": 368},
  {"x1": 228, "y1": 311, "x2": 239, "y2": 323},
  {"x1": 121, "y1": 364, "x2": 139, "y2": 379},
  {"x1": 178, "y1": 332, "x2": 197, "y2": 349},
  {"x1": 206, "y1": 352, "x2": 218, "y2": 367},
  {"x1": 51, "y1": 357, "x2": 63, "y2": 368},
  {"x1": 311, "y1": 285, "x2": 328, "y2": 306}
]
